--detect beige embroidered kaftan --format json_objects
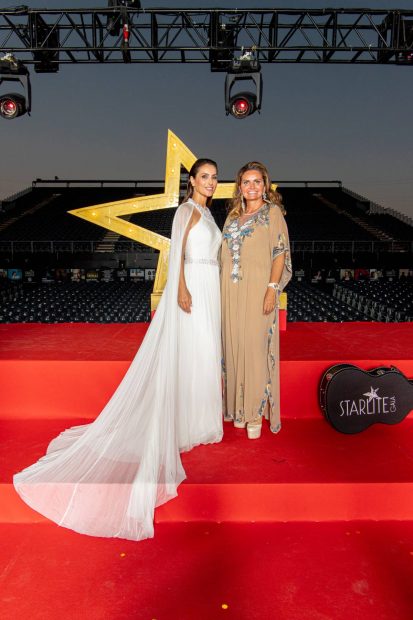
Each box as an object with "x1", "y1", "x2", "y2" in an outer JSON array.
[{"x1": 221, "y1": 203, "x2": 292, "y2": 432}]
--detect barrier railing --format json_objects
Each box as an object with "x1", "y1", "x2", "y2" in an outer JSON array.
[
  {"x1": 342, "y1": 186, "x2": 413, "y2": 228},
  {"x1": 291, "y1": 240, "x2": 413, "y2": 253},
  {"x1": 1, "y1": 239, "x2": 412, "y2": 255},
  {"x1": 0, "y1": 240, "x2": 156, "y2": 254},
  {"x1": 0, "y1": 187, "x2": 33, "y2": 210}
]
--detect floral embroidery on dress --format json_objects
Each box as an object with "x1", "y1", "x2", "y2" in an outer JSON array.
[
  {"x1": 266, "y1": 316, "x2": 281, "y2": 433},
  {"x1": 257, "y1": 379, "x2": 281, "y2": 433},
  {"x1": 267, "y1": 321, "x2": 275, "y2": 343},
  {"x1": 234, "y1": 383, "x2": 245, "y2": 424},
  {"x1": 271, "y1": 422, "x2": 281, "y2": 434},
  {"x1": 269, "y1": 351, "x2": 276, "y2": 370},
  {"x1": 223, "y1": 205, "x2": 270, "y2": 282},
  {"x1": 272, "y1": 232, "x2": 292, "y2": 274},
  {"x1": 257, "y1": 383, "x2": 271, "y2": 417},
  {"x1": 222, "y1": 357, "x2": 232, "y2": 422}
]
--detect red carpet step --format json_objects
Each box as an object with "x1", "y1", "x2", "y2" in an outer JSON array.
[
  {"x1": 1, "y1": 521, "x2": 413, "y2": 620},
  {"x1": 3, "y1": 419, "x2": 413, "y2": 524},
  {"x1": 2, "y1": 322, "x2": 413, "y2": 619},
  {"x1": 1, "y1": 322, "x2": 412, "y2": 419}
]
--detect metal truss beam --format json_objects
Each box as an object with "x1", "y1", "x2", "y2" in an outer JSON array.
[{"x1": 0, "y1": 7, "x2": 412, "y2": 67}]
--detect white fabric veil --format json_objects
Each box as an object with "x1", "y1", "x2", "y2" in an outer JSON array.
[{"x1": 14, "y1": 202, "x2": 195, "y2": 541}]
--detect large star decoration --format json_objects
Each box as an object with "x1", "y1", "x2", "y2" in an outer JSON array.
[
  {"x1": 69, "y1": 129, "x2": 279, "y2": 311},
  {"x1": 69, "y1": 130, "x2": 236, "y2": 310}
]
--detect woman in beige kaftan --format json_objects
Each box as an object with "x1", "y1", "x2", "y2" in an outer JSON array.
[{"x1": 221, "y1": 162, "x2": 292, "y2": 439}]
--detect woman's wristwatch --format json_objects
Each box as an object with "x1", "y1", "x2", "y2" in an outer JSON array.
[{"x1": 267, "y1": 282, "x2": 280, "y2": 291}]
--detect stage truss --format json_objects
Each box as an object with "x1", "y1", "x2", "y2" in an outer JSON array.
[{"x1": 0, "y1": 7, "x2": 412, "y2": 67}]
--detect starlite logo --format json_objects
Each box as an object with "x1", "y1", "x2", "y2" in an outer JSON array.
[{"x1": 339, "y1": 386, "x2": 397, "y2": 417}]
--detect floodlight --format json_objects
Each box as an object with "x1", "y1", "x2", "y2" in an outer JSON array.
[
  {"x1": 225, "y1": 51, "x2": 262, "y2": 119},
  {"x1": 228, "y1": 92, "x2": 257, "y2": 119},
  {"x1": 0, "y1": 93, "x2": 26, "y2": 119},
  {"x1": 0, "y1": 54, "x2": 31, "y2": 120}
]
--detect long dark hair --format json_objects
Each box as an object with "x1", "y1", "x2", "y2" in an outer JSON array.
[{"x1": 182, "y1": 158, "x2": 218, "y2": 208}]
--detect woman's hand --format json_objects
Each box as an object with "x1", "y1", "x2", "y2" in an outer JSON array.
[
  {"x1": 178, "y1": 283, "x2": 192, "y2": 313},
  {"x1": 263, "y1": 287, "x2": 278, "y2": 315}
]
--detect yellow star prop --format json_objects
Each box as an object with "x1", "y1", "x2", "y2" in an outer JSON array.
[
  {"x1": 69, "y1": 130, "x2": 235, "y2": 310},
  {"x1": 69, "y1": 129, "x2": 281, "y2": 312}
]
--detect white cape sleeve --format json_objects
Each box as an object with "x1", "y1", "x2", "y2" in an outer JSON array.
[{"x1": 14, "y1": 202, "x2": 195, "y2": 541}]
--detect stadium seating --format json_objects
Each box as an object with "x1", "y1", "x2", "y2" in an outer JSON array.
[
  {"x1": 1, "y1": 186, "x2": 412, "y2": 245},
  {"x1": 367, "y1": 214, "x2": 413, "y2": 240},
  {"x1": 0, "y1": 188, "x2": 143, "y2": 242},
  {"x1": 2, "y1": 278, "x2": 409, "y2": 324},
  {"x1": 287, "y1": 281, "x2": 369, "y2": 322},
  {"x1": 333, "y1": 279, "x2": 413, "y2": 322},
  {"x1": 0, "y1": 278, "x2": 22, "y2": 303},
  {"x1": 1, "y1": 183, "x2": 412, "y2": 324},
  {"x1": 0, "y1": 281, "x2": 152, "y2": 323},
  {"x1": 280, "y1": 189, "x2": 377, "y2": 242}
]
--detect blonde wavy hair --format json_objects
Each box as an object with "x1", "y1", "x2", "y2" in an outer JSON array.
[{"x1": 228, "y1": 161, "x2": 285, "y2": 220}]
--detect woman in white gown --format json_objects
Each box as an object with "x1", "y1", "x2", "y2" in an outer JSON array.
[{"x1": 14, "y1": 159, "x2": 223, "y2": 541}]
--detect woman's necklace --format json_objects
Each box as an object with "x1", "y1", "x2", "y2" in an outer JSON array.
[
  {"x1": 239, "y1": 203, "x2": 265, "y2": 223},
  {"x1": 244, "y1": 202, "x2": 265, "y2": 215}
]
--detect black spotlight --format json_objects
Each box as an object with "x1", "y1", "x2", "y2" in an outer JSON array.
[
  {"x1": 0, "y1": 54, "x2": 31, "y2": 120},
  {"x1": 229, "y1": 92, "x2": 257, "y2": 119},
  {"x1": 0, "y1": 93, "x2": 26, "y2": 120},
  {"x1": 225, "y1": 51, "x2": 262, "y2": 119}
]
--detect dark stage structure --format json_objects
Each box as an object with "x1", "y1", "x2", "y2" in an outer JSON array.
[
  {"x1": 1, "y1": 6, "x2": 413, "y2": 118},
  {"x1": 1, "y1": 7, "x2": 413, "y2": 65}
]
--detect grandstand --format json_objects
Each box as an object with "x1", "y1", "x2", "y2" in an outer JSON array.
[
  {"x1": 333, "y1": 279, "x2": 413, "y2": 322},
  {"x1": 0, "y1": 180, "x2": 412, "y2": 323}
]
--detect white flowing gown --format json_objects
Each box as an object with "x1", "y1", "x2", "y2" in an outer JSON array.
[{"x1": 14, "y1": 199, "x2": 223, "y2": 541}]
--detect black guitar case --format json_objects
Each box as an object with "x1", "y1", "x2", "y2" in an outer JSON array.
[{"x1": 319, "y1": 364, "x2": 413, "y2": 434}]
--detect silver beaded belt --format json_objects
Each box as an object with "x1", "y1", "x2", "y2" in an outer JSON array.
[{"x1": 184, "y1": 257, "x2": 218, "y2": 266}]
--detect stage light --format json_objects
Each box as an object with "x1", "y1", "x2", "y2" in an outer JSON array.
[
  {"x1": 1, "y1": 98, "x2": 16, "y2": 117},
  {"x1": 0, "y1": 54, "x2": 31, "y2": 120},
  {"x1": 229, "y1": 92, "x2": 257, "y2": 119},
  {"x1": 397, "y1": 50, "x2": 413, "y2": 64},
  {"x1": 0, "y1": 93, "x2": 26, "y2": 119},
  {"x1": 224, "y1": 49, "x2": 262, "y2": 119}
]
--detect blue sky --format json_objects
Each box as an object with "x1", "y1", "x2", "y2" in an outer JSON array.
[{"x1": 1, "y1": 0, "x2": 412, "y2": 219}]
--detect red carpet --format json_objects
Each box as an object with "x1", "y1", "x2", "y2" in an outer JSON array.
[
  {"x1": 1, "y1": 321, "x2": 412, "y2": 360},
  {"x1": 2, "y1": 521, "x2": 413, "y2": 620},
  {"x1": 1, "y1": 322, "x2": 412, "y2": 419},
  {"x1": 1, "y1": 322, "x2": 413, "y2": 619},
  {"x1": 3, "y1": 419, "x2": 413, "y2": 523}
]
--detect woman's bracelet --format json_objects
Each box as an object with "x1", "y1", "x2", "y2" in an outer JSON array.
[{"x1": 267, "y1": 282, "x2": 280, "y2": 291}]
